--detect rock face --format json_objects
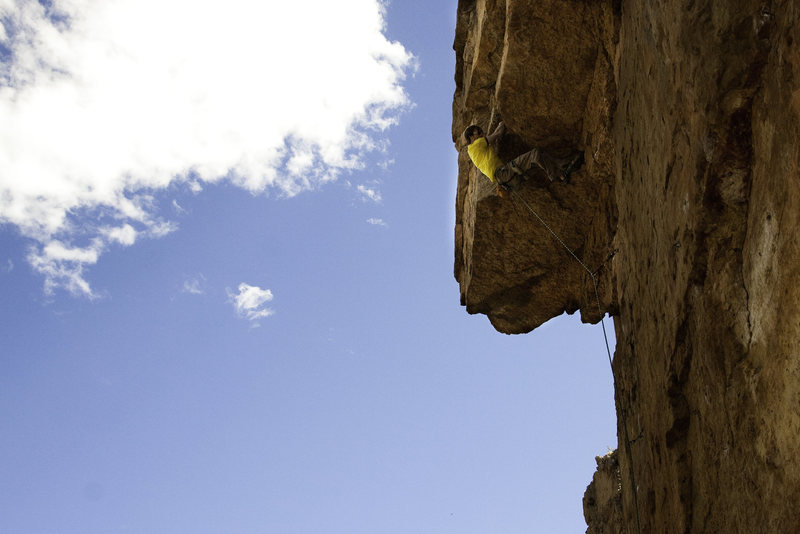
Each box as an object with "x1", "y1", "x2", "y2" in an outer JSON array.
[{"x1": 452, "y1": 1, "x2": 800, "y2": 532}]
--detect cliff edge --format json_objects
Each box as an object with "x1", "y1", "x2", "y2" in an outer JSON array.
[{"x1": 452, "y1": 1, "x2": 800, "y2": 532}]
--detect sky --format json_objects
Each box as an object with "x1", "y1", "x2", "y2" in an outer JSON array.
[{"x1": 0, "y1": 1, "x2": 617, "y2": 533}]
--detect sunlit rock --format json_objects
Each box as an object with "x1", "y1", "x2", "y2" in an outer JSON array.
[{"x1": 453, "y1": 1, "x2": 800, "y2": 532}]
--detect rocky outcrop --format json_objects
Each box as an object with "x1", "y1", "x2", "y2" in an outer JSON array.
[
  {"x1": 453, "y1": 0, "x2": 620, "y2": 334},
  {"x1": 453, "y1": 1, "x2": 800, "y2": 532},
  {"x1": 583, "y1": 451, "x2": 624, "y2": 534}
]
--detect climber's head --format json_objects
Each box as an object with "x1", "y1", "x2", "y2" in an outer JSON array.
[{"x1": 463, "y1": 124, "x2": 483, "y2": 145}]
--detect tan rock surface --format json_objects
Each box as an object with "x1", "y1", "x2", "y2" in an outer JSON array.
[{"x1": 453, "y1": 1, "x2": 800, "y2": 532}]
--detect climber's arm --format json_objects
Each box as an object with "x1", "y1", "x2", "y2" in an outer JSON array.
[{"x1": 486, "y1": 121, "x2": 506, "y2": 144}]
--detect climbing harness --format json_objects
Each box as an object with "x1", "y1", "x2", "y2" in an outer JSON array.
[{"x1": 509, "y1": 189, "x2": 643, "y2": 534}]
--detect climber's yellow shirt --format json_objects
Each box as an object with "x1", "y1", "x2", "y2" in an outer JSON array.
[{"x1": 467, "y1": 136, "x2": 503, "y2": 182}]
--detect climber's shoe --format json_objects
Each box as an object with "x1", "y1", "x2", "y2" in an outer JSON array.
[{"x1": 561, "y1": 152, "x2": 585, "y2": 183}]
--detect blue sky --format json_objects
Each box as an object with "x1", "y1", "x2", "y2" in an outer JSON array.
[{"x1": 0, "y1": 1, "x2": 616, "y2": 533}]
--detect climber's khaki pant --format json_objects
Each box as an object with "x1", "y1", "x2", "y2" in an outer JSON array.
[{"x1": 495, "y1": 147, "x2": 571, "y2": 186}]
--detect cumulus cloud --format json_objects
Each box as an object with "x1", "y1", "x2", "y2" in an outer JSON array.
[
  {"x1": 0, "y1": 0, "x2": 414, "y2": 297},
  {"x1": 366, "y1": 217, "x2": 387, "y2": 226},
  {"x1": 228, "y1": 283, "x2": 274, "y2": 325}
]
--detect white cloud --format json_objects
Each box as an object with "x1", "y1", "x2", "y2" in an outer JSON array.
[
  {"x1": 102, "y1": 224, "x2": 137, "y2": 246},
  {"x1": 357, "y1": 184, "x2": 383, "y2": 203},
  {"x1": 172, "y1": 200, "x2": 187, "y2": 215},
  {"x1": 0, "y1": 0, "x2": 414, "y2": 297},
  {"x1": 367, "y1": 217, "x2": 387, "y2": 227},
  {"x1": 182, "y1": 274, "x2": 206, "y2": 295},
  {"x1": 228, "y1": 283, "x2": 274, "y2": 325}
]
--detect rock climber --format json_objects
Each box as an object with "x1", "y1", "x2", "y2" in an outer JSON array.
[{"x1": 463, "y1": 121, "x2": 583, "y2": 197}]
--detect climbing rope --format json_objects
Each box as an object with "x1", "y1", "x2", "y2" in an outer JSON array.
[{"x1": 510, "y1": 189, "x2": 643, "y2": 534}]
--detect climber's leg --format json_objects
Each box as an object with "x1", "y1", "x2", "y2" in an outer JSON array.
[
  {"x1": 510, "y1": 147, "x2": 563, "y2": 182},
  {"x1": 494, "y1": 165, "x2": 523, "y2": 191},
  {"x1": 511, "y1": 147, "x2": 583, "y2": 183}
]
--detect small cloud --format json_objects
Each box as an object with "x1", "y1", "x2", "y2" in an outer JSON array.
[
  {"x1": 42, "y1": 241, "x2": 101, "y2": 264},
  {"x1": 172, "y1": 200, "x2": 187, "y2": 215},
  {"x1": 377, "y1": 158, "x2": 395, "y2": 171},
  {"x1": 3, "y1": 259, "x2": 12, "y2": 273},
  {"x1": 24, "y1": 218, "x2": 175, "y2": 298},
  {"x1": 102, "y1": 224, "x2": 137, "y2": 246},
  {"x1": 357, "y1": 184, "x2": 382, "y2": 203},
  {"x1": 148, "y1": 221, "x2": 178, "y2": 238},
  {"x1": 228, "y1": 283, "x2": 274, "y2": 325},
  {"x1": 367, "y1": 218, "x2": 387, "y2": 227},
  {"x1": 28, "y1": 243, "x2": 99, "y2": 298},
  {"x1": 182, "y1": 274, "x2": 206, "y2": 295}
]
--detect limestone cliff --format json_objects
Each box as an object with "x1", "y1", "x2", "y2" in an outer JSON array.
[{"x1": 452, "y1": 1, "x2": 800, "y2": 532}]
